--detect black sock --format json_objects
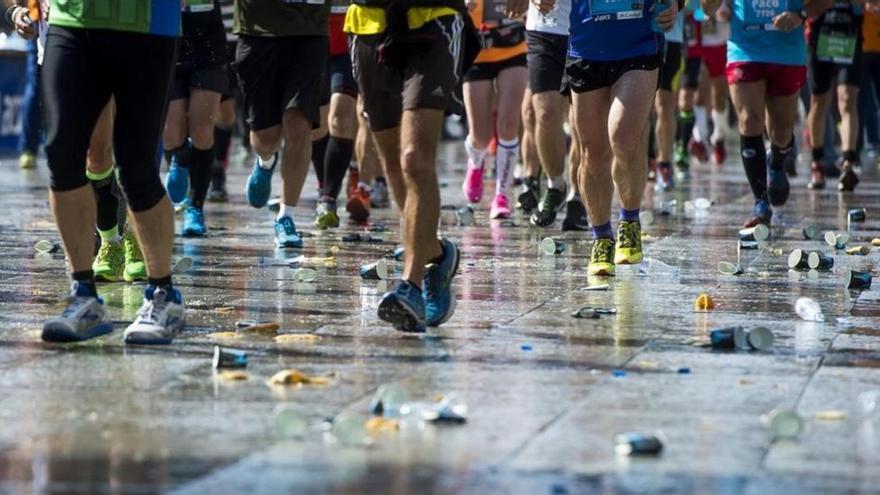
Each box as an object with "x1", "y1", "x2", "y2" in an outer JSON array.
[
  {"x1": 770, "y1": 137, "x2": 794, "y2": 170},
  {"x1": 189, "y1": 146, "x2": 215, "y2": 209},
  {"x1": 211, "y1": 164, "x2": 226, "y2": 188},
  {"x1": 312, "y1": 135, "x2": 329, "y2": 190},
  {"x1": 677, "y1": 111, "x2": 695, "y2": 148},
  {"x1": 149, "y1": 275, "x2": 173, "y2": 291},
  {"x1": 741, "y1": 134, "x2": 767, "y2": 199},
  {"x1": 214, "y1": 125, "x2": 233, "y2": 165},
  {"x1": 89, "y1": 169, "x2": 120, "y2": 234},
  {"x1": 323, "y1": 136, "x2": 354, "y2": 200},
  {"x1": 164, "y1": 145, "x2": 189, "y2": 170},
  {"x1": 812, "y1": 147, "x2": 824, "y2": 162},
  {"x1": 72, "y1": 270, "x2": 98, "y2": 296},
  {"x1": 843, "y1": 149, "x2": 858, "y2": 163}
]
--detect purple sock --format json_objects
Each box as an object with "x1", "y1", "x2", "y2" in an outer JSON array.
[
  {"x1": 592, "y1": 221, "x2": 613, "y2": 239},
  {"x1": 620, "y1": 208, "x2": 640, "y2": 222}
]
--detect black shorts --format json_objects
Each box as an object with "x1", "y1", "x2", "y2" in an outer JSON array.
[
  {"x1": 527, "y1": 30, "x2": 568, "y2": 94},
  {"x1": 566, "y1": 52, "x2": 663, "y2": 94},
  {"x1": 658, "y1": 41, "x2": 683, "y2": 92},
  {"x1": 221, "y1": 40, "x2": 238, "y2": 102},
  {"x1": 321, "y1": 53, "x2": 359, "y2": 105},
  {"x1": 352, "y1": 15, "x2": 465, "y2": 132},
  {"x1": 234, "y1": 35, "x2": 329, "y2": 131},
  {"x1": 464, "y1": 53, "x2": 527, "y2": 82},
  {"x1": 808, "y1": 35, "x2": 863, "y2": 94},
  {"x1": 172, "y1": 18, "x2": 229, "y2": 100},
  {"x1": 683, "y1": 55, "x2": 702, "y2": 90}
]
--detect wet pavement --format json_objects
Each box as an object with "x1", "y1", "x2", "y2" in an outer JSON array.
[{"x1": 1, "y1": 142, "x2": 880, "y2": 494}]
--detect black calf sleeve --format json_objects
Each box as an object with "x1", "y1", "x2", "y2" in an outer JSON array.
[
  {"x1": 189, "y1": 146, "x2": 215, "y2": 209},
  {"x1": 741, "y1": 134, "x2": 767, "y2": 200},
  {"x1": 323, "y1": 137, "x2": 354, "y2": 200}
]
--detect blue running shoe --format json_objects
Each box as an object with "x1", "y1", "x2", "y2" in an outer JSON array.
[
  {"x1": 742, "y1": 197, "x2": 772, "y2": 228},
  {"x1": 165, "y1": 155, "x2": 190, "y2": 204},
  {"x1": 182, "y1": 206, "x2": 207, "y2": 237},
  {"x1": 767, "y1": 167, "x2": 790, "y2": 206},
  {"x1": 274, "y1": 216, "x2": 303, "y2": 248},
  {"x1": 378, "y1": 281, "x2": 426, "y2": 333},
  {"x1": 42, "y1": 282, "x2": 113, "y2": 342},
  {"x1": 247, "y1": 154, "x2": 277, "y2": 208},
  {"x1": 424, "y1": 238, "x2": 460, "y2": 327}
]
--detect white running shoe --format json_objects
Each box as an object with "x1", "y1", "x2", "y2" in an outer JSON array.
[
  {"x1": 124, "y1": 287, "x2": 185, "y2": 345},
  {"x1": 42, "y1": 282, "x2": 113, "y2": 342}
]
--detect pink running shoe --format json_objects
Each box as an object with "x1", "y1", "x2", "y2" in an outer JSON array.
[
  {"x1": 490, "y1": 193, "x2": 511, "y2": 219},
  {"x1": 462, "y1": 166, "x2": 484, "y2": 204}
]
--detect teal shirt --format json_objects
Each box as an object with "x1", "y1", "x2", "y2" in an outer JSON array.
[{"x1": 49, "y1": 0, "x2": 181, "y2": 37}]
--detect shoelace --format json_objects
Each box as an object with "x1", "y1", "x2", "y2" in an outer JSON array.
[
  {"x1": 618, "y1": 223, "x2": 639, "y2": 249},
  {"x1": 137, "y1": 294, "x2": 168, "y2": 324},
  {"x1": 539, "y1": 189, "x2": 565, "y2": 213},
  {"x1": 62, "y1": 296, "x2": 89, "y2": 318},
  {"x1": 96, "y1": 242, "x2": 116, "y2": 262},
  {"x1": 125, "y1": 234, "x2": 143, "y2": 262},
  {"x1": 592, "y1": 239, "x2": 614, "y2": 262}
]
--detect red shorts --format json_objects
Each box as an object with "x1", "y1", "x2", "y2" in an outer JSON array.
[
  {"x1": 702, "y1": 45, "x2": 726, "y2": 78},
  {"x1": 726, "y1": 62, "x2": 806, "y2": 97}
]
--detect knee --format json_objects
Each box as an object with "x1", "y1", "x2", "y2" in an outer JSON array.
[
  {"x1": 400, "y1": 145, "x2": 433, "y2": 181},
  {"x1": 87, "y1": 146, "x2": 114, "y2": 172},
  {"x1": 251, "y1": 128, "x2": 282, "y2": 157},
  {"x1": 188, "y1": 126, "x2": 214, "y2": 149},
  {"x1": 283, "y1": 110, "x2": 312, "y2": 143},
  {"x1": 839, "y1": 90, "x2": 858, "y2": 114},
  {"x1": 329, "y1": 112, "x2": 356, "y2": 139},
  {"x1": 495, "y1": 119, "x2": 520, "y2": 142},
  {"x1": 163, "y1": 126, "x2": 186, "y2": 150},
  {"x1": 738, "y1": 109, "x2": 763, "y2": 135}
]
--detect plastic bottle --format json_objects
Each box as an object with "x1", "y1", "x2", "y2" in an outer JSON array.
[{"x1": 795, "y1": 297, "x2": 824, "y2": 322}]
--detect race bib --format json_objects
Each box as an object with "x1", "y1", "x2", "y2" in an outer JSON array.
[
  {"x1": 589, "y1": 0, "x2": 644, "y2": 21},
  {"x1": 817, "y1": 32, "x2": 857, "y2": 63},
  {"x1": 330, "y1": 0, "x2": 350, "y2": 14},
  {"x1": 185, "y1": 0, "x2": 216, "y2": 13},
  {"x1": 743, "y1": 0, "x2": 785, "y2": 30}
]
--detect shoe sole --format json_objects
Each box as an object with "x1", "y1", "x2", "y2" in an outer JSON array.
[
  {"x1": 124, "y1": 334, "x2": 173, "y2": 345},
  {"x1": 588, "y1": 267, "x2": 615, "y2": 277},
  {"x1": 426, "y1": 244, "x2": 461, "y2": 327},
  {"x1": 42, "y1": 323, "x2": 113, "y2": 343},
  {"x1": 615, "y1": 255, "x2": 644, "y2": 265},
  {"x1": 275, "y1": 241, "x2": 304, "y2": 249},
  {"x1": 95, "y1": 270, "x2": 123, "y2": 282},
  {"x1": 182, "y1": 229, "x2": 206, "y2": 238},
  {"x1": 378, "y1": 296, "x2": 425, "y2": 333},
  {"x1": 123, "y1": 272, "x2": 147, "y2": 283}
]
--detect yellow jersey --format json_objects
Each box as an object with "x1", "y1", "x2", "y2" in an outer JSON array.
[{"x1": 344, "y1": 5, "x2": 459, "y2": 35}]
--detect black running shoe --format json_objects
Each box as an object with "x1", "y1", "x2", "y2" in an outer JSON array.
[
  {"x1": 530, "y1": 187, "x2": 566, "y2": 227},
  {"x1": 561, "y1": 198, "x2": 589, "y2": 231},
  {"x1": 516, "y1": 177, "x2": 539, "y2": 213}
]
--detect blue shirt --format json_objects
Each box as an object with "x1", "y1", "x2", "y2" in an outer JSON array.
[
  {"x1": 728, "y1": 0, "x2": 806, "y2": 65},
  {"x1": 569, "y1": 0, "x2": 664, "y2": 61},
  {"x1": 666, "y1": 12, "x2": 685, "y2": 43}
]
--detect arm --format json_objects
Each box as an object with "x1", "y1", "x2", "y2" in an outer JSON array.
[
  {"x1": 506, "y1": 0, "x2": 529, "y2": 17},
  {"x1": 702, "y1": 0, "x2": 723, "y2": 17},
  {"x1": 656, "y1": 0, "x2": 679, "y2": 32}
]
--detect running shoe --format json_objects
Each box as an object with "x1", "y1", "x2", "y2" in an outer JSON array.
[
  {"x1": 123, "y1": 231, "x2": 147, "y2": 282},
  {"x1": 371, "y1": 178, "x2": 390, "y2": 208},
  {"x1": 124, "y1": 286, "x2": 185, "y2": 345},
  {"x1": 165, "y1": 155, "x2": 190, "y2": 204},
  {"x1": 674, "y1": 143, "x2": 690, "y2": 179},
  {"x1": 182, "y1": 206, "x2": 207, "y2": 237},
  {"x1": 208, "y1": 168, "x2": 228, "y2": 203},
  {"x1": 423, "y1": 238, "x2": 460, "y2": 327},
  {"x1": 378, "y1": 280, "x2": 426, "y2": 333},
  {"x1": 19, "y1": 151, "x2": 36, "y2": 170},
  {"x1": 839, "y1": 163, "x2": 860, "y2": 192},
  {"x1": 614, "y1": 220, "x2": 643, "y2": 265},
  {"x1": 490, "y1": 193, "x2": 511, "y2": 219},
  {"x1": 689, "y1": 140, "x2": 709, "y2": 163},
  {"x1": 767, "y1": 167, "x2": 790, "y2": 206},
  {"x1": 712, "y1": 141, "x2": 726, "y2": 166},
  {"x1": 742, "y1": 198, "x2": 772, "y2": 228},
  {"x1": 93, "y1": 239, "x2": 124, "y2": 282},
  {"x1": 42, "y1": 282, "x2": 113, "y2": 342},
  {"x1": 808, "y1": 161, "x2": 826, "y2": 190},
  {"x1": 346, "y1": 185, "x2": 371, "y2": 222},
  {"x1": 462, "y1": 166, "x2": 484, "y2": 204},
  {"x1": 588, "y1": 238, "x2": 616, "y2": 277},
  {"x1": 561, "y1": 199, "x2": 590, "y2": 231},
  {"x1": 516, "y1": 177, "x2": 539, "y2": 213},
  {"x1": 655, "y1": 163, "x2": 675, "y2": 191},
  {"x1": 784, "y1": 142, "x2": 798, "y2": 177},
  {"x1": 274, "y1": 216, "x2": 303, "y2": 248},
  {"x1": 314, "y1": 200, "x2": 340, "y2": 229},
  {"x1": 246, "y1": 154, "x2": 277, "y2": 208},
  {"x1": 530, "y1": 187, "x2": 566, "y2": 227},
  {"x1": 346, "y1": 166, "x2": 360, "y2": 200}
]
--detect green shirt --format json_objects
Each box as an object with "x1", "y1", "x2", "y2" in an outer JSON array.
[
  {"x1": 49, "y1": 0, "x2": 181, "y2": 36},
  {"x1": 234, "y1": 0, "x2": 329, "y2": 37}
]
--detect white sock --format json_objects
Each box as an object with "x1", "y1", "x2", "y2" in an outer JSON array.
[
  {"x1": 357, "y1": 181, "x2": 372, "y2": 192},
  {"x1": 547, "y1": 174, "x2": 566, "y2": 192},
  {"x1": 694, "y1": 106, "x2": 709, "y2": 144},
  {"x1": 258, "y1": 154, "x2": 275, "y2": 170},
  {"x1": 495, "y1": 138, "x2": 519, "y2": 196},
  {"x1": 711, "y1": 109, "x2": 726, "y2": 145},
  {"x1": 277, "y1": 203, "x2": 295, "y2": 221},
  {"x1": 565, "y1": 188, "x2": 578, "y2": 202},
  {"x1": 465, "y1": 136, "x2": 488, "y2": 170}
]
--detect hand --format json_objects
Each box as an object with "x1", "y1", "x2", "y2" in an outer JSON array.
[
  {"x1": 866, "y1": 0, "x2": 880, "y2": 13},
  {"x1": 506, "y1": 0, "x2": 529, "y2": 18},
  {"x1": 716, "y1": 3, "x2": 731, "y2": 21},
  {"x1": 531, "y1": 0, "x2": 557, "y2": 14},
  {"x1": 466, "y1": 0, "x2": 477, "y2": 11},
  {"x1": 772, "y1": 11, "x2": 802, "y2": 32},
  {"x1": 12, "y1": 7, "x2": 35, "y2": 39},
  {"x1": 655, "y1": 0, "x2": 678, "y2": 32}
]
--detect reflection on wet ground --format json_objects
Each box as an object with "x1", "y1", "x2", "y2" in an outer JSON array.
[{"x1": 1, "y1": 143, "x2": 880, "y2": 494}]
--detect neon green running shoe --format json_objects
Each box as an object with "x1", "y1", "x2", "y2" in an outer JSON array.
[
  {"x1": 314, "y1": 201, "x2": 340, "y2": 230},
  {"x1": 93, "y1": 240, "x2": 124, "y2": 282},
  {"x1": 615, "y1": 220, "x2": 643, "y2": 265},
  {"x1": 123, "y1": 231, "x2": 147, "y2": 282},
  {"x1": 588, "y1": 238, "x2": 616, "y2": 277}
]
